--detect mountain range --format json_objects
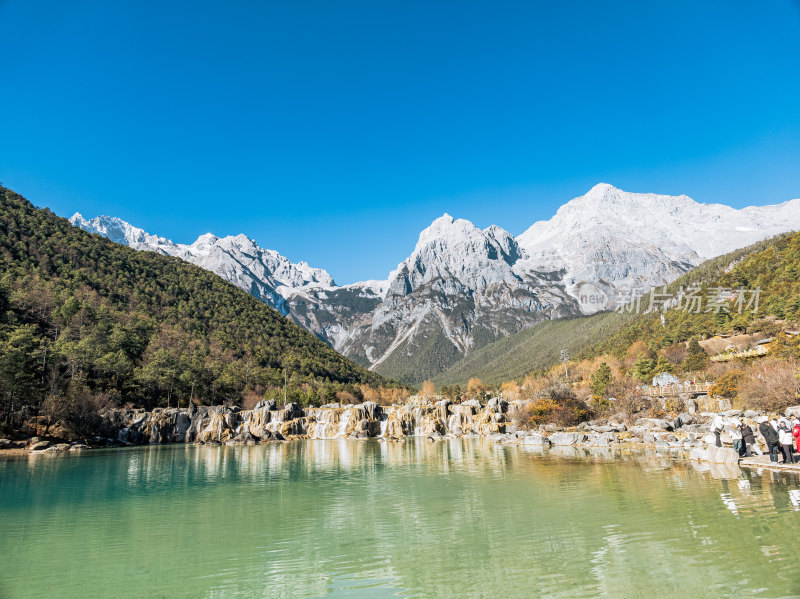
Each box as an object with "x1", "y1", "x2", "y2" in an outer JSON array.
[{"x1": 70, "y1": 183, "x2": 800, "y2": 383}]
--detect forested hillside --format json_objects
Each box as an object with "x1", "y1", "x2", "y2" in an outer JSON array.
[
  {"x1": 0, "y1": 186, "x2": 398, "y2": 432},
  {"x1": 432, "y1": 312, "x2": 630, "y2": 386}
]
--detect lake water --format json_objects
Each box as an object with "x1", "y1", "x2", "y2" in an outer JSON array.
[{"x1": 2, "y1": 439, "x2": 800, "y2": 598}]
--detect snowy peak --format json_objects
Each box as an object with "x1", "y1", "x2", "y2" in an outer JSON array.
[
  {"x1": 513, "y1": 184, "x2": 800, "y2": 312},
  {"x1": 388, "y1": 213, "x2": 522, "y2": 294},
  {"x1": 70, "y1": 213, "x2": 336, "y2": 305},
  {"x1": 69, "y1": 213, "x2": 175, "y2": 252},
  {"x1": 517, "y1": 183, "x2": 800, "y2": 262}
]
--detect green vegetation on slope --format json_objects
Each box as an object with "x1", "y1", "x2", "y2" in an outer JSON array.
[
  {"x1": 433, "y1": 311, "x2": 631, "y2": 386},
  {"x1": 0, "y1": 186, "x2": 397, "y2": 431},
  {"x1": 374, "y1": 323, "x2": 465, "y2": 385}
]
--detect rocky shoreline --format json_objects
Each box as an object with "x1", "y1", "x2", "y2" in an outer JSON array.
[{"x1": 3, "y1": 398, "x2": 799, "y2": 472}]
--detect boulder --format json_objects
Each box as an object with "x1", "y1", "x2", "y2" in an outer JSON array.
[
  {"x1": 226, "y1": 431, "x2": 258, "y2": 445},
  {"x1": 784, "y1": 406, "x2": 800, "y2": 418},
  {"x1": 0, "y1": 438, "x2": 11, "y2": 449},
  {"x1": 549, "y1": 432, "x2": 585, "y2": 446},
  {"x1": 653, "y1": 432, "x2": 678, "y2": 443},
  {"x1": 488, "y1": 397, "x2": 508, "y2": 413},
  {"x1": 634, "y1": 418, "x2": 673, "y2": 431},
  {"x1": 520, "y1": 434, "x2": 551, "y2": 447},
  {"x1": 29, "y1": 440, "x2": 50, "y2": 451},
  {"x1": 362, "y1": 401, "x2": 382, "y2": 420},
  {"x1": 69, "y1": 444, "x2": 90, "y2": 451},
  {"x1": 461, "y1": 399, "x2": 482, "y2": 409},
  {"x1": 43, "y1": 443, "x2": 71, "y2": 453},
  {"x1": 681, "y1": 424, "x2": 709, "y2": 434},
  {"x1": 585, "y1": 432, "x2": 615, "y2": 446},
  {"x1": 254, "y1": 399, "x2": 277, "y2": 412},
  {"x1": 591, "y1": 425, "x2": 616, "y2": 433}
]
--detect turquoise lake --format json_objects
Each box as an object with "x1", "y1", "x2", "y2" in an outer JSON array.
[{"x1": 2, "y1": 439, "x2": 800, "y2": 598}]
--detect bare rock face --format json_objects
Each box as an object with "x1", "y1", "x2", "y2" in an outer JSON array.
[{"x1": 102, "y1": 399, "x2": 512, "y2": 444}]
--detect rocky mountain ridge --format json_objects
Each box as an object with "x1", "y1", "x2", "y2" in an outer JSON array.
[{"x1": 70, "y1": 184, "x2": 800, "y2": 383}]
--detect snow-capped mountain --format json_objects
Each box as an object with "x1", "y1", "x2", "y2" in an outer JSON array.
[
  {"x1": 515, "y1": 184, "x2": 800, "y2": 309},
  {"x1": 70, "y1": 184, "x2": 800, "y2": 383},
  {"x1": 70, "y1": 213, "x2": 335, "y2": 313}
]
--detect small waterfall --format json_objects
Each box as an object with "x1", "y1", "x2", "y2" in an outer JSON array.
[
  {"x1": 379, "y1": 414, "x2": 388, "y2": 437},
  {"x1": 412, "y1": 406, "x2": 424, "y2": 436},
  {"x1": 311, "y1": 409, "x2": 335, "y2": 440},
  {"x1": 336, "y1": 408, "x2": 352, "y2": 438}
]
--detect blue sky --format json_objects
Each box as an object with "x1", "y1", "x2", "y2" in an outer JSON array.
[{"x1": 1, "y1": 1, "x2": 799, "y2": 284}]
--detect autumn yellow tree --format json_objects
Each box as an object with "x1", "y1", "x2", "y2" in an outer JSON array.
[
  {"x1": 467, "y1": 377, "x2": 486, "y2": 400},
  {"x1": 359, "y1": 384, "x2": 380, "y2": 402},
  {"x1": 420, "y1": 380, "x2": 435, "y2": 398},
  {"x1": 500, "y1": 381, "x2": 520, "y2": 401}
]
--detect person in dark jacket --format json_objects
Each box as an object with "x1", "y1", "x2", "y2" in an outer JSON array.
[
  {"x1": 739, "y1": 422, "x2": 755, "y2": 457},
  {"x1": 759, "y1": 418, "x2": 780, "y2": 463}
]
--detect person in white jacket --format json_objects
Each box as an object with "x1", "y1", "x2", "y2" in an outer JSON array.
[
  {"x1": 778, "y1": 422, "x2": 795, "y2": 464},
  {"x1": 711, "y1": 413, "x2": 725, "y2": 447}
]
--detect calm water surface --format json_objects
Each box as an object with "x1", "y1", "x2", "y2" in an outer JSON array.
[{"x1": 2, "y1": 439, "x2": 800, "y2": 598}]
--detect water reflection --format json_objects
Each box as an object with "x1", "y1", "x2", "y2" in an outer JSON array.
[{"x1": 1, "y1": 439, "x2": 799, "y2": 598}]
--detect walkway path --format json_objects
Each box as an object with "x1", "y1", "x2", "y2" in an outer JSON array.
[{"x1": 739, "y1": 453, "x2": 800, "y2": 474}]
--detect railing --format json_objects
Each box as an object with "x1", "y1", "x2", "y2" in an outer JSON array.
[
  {"x1": 646, "y1": 383, "x2": 713, "y2": 397},
  {"x1": 710, "y1": 345, "x2": 768, "y2": 362}
]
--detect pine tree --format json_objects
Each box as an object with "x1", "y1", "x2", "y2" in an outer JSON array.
[
  {"x1": 631, "y1": 354, "x2": 655, "y2": 382},
  {"x1": 589, "y1": 362, "x2": 613, "y2": 397},
  {"x1": 682, "y1": 338, "x2": 708, "y2": 372}
]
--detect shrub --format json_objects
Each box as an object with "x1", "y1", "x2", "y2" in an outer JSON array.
[
  {"x1": 607, "y1": 375, "x2": 650, "y2": 421},
  {"x1": 738, "y1": 358, "x2": 799, "y2": 413},
  {"x1": 241, "y1": 391, "x2": 262, "y2": 411},
  {"x1": 518, "y1": 382, "x2": 592, "y2": 428},
  {"x1": 334, "y1": 390, "x2": 358, "y2": 405},
  {"x1": 709, "y1": 369, "x2": 745, "y2": 398},
  {"x1": 43, "y1": 380, "x2": 110, "y2": 440}
]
